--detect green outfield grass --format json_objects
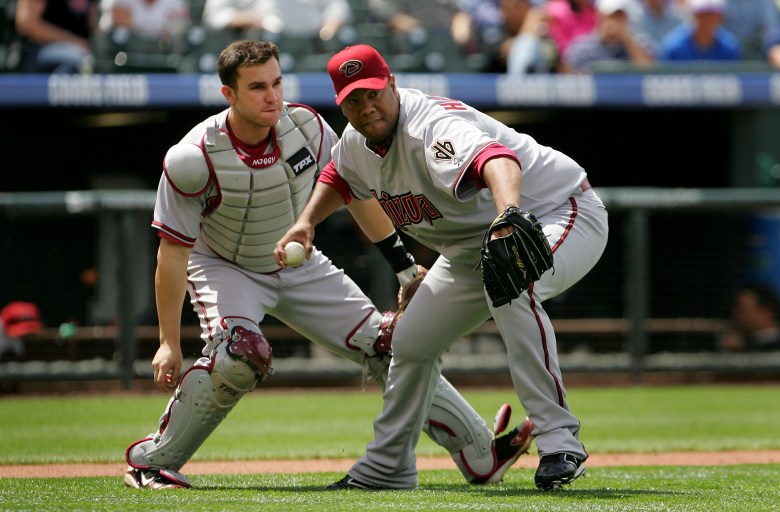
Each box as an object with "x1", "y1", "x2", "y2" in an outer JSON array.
[
  {"x1": 2, "y1": 466, "x2": 779, "y2": 512},
  {"x1": 1, "y1": 384, "x2": 779, "y2": 511}
]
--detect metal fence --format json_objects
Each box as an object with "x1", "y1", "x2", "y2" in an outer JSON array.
[{"x1": 1, "y1": 187, "x2": 779, "y2": 388}]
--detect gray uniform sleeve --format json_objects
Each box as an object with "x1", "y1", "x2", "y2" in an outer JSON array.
[
  {"x1": 152, "y1": 174, "x2": 206, "y2": 244},
  {"x1": 423, "y1": 115, "x2": 496, "y2": 202}
]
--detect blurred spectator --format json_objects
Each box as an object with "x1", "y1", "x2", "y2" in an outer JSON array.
[
  {"x1": 368, "y1": 0, "x2": 468, "y2": 60},
  {"x1": 15, "y1": 0, "x2": 98, "y2": 73},
  {"x1": 92, "y1": 0, "x2": 190, "y2": 71},
  {"x1": 97, "y1": 0, "x2": 190, "y2": 42},
  {"x1": 368, "y1": 0, "x2": 461, "y2": 35},
  {"x1": 201, "y1": 0, "x2": 352, "y2": 42},
  {"x1": 544, "y1": 0, "x2": 598, "y2": 57},
  {"x1": 458, "y1": 0, "x2": 505, "y2": 37},
  {"x1": 658, "y1": 0, "x2": 741, "y2": 60},
  {"x1": 476, "y1": 0, "x2": 558, "y2": 73},
  {"x1": 719, "y1": 284, "x2": 780, "y2": 352},
  {"x1": 763, "y1": 24, "x2": 780, "y2": 67},
  {"x1": 721, "y1": 0, "x2": 780, "y2": 60},
  {"x1": 503, "y1": 0, "x2": 559, "y2": 73},
  {"x1": 452, "y1": 0, "x2": 498, "y2": 50},
  {"x1": 563, "y1": 0, "x2": 655, "y2": 72},
  {"x1": 631, "y1": 0, "x2": 689, "y2": 53},
  {"x1": 0, "y1": 302, "x2": 42, "y2": 362}
]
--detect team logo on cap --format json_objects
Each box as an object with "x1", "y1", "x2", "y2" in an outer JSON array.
[{"x1": 339, "y1": 59, "x2": 363, "y2": 77}]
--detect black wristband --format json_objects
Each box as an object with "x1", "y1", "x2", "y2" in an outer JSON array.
[{"x1": 374, "y1": 231, "x2": 415, "y2": 273}]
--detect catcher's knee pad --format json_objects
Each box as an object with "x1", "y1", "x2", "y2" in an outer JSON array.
[
  {"x1": 376, "y1": 311, "x2": 398, "y2": 353},
  {"x1": 126, "y1": 327, "x2": 271, "y2": 471},
  {"x1": 424, "y1": 377, "x2": 495, "y2": 480},
  {"x1": 220, "y1": 318, "x2": 274, "y2": 381}
]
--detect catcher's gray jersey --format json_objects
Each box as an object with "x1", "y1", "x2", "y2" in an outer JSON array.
[{"x1": 154, "y1": 102, "x2": 337, "y2": 270}]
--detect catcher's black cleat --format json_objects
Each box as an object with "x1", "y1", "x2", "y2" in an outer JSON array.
[
  {"x1": 326, "y1": 475, "x2": 392, "y2": 490},
  {"x1": 534, "y1": 453, "x2": 586, "y2": 490}
]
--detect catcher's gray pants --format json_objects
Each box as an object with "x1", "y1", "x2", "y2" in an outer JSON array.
[{"x1": 349, "y1": 189, "x2": 608, "y2": 487}]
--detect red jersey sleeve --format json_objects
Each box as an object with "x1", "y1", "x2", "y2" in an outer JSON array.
[
  {"x1": 466, "y1": 144, "x2": 521, "y2": 189},
  {"x1": 318, "y1": 160, "x2": 354, "y2": 204}
]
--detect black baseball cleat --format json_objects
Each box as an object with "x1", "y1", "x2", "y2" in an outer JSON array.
[
  {"x1": 534, "y1": 453, "x2": 586, "y2": 490},
  {"x1": 326, "y1": 475, "x2": 391, "y2": 490}
]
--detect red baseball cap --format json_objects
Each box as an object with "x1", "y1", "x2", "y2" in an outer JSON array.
[
  {"x1": 327, "y1": 44, "x2": 390, "y2": 105},
  {"x1": 1, "y1": 301, "x2": 41, "y2": 338}
]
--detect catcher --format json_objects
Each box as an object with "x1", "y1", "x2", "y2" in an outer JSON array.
[{"x1": 277, "y1": 44, "x2": 609, "y2": 491}]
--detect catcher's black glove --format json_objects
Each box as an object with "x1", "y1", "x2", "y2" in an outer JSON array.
[{"x1": 478, "y1": 207, "x2": 554, "y2": 307}]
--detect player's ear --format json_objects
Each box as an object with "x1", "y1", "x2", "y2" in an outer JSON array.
[
  {"x1": 388, "y1": 75, "x2": 400, "y2": 100},
  {"x1": 221, "y1": 85, "x2": 236, "y2": 105}
]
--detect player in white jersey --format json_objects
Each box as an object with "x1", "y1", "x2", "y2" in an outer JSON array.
[
  {"x1": 276, "y1": 44, "x2": 609, "y2": 490},
  {"x1": 123, "y1": 39, "x2": 535, "y2": 490}
]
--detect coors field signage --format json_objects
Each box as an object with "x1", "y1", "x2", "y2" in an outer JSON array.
[{"x1": 0, "y1": 72, "x2": 778, "y2": 108}]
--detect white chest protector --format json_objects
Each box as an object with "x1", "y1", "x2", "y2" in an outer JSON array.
[{"x1": 166, "y1": 105, "x2": 323, "y2": 273}]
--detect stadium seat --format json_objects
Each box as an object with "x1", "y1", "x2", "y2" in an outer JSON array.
[
  {"x1": 386, "y1": 28, "x2": 474, "y2": 73},
  {"x1": 176, "y1": 27, "x2": 236, "y2": 74},
  {"x1": 93, "y1": 27, "x2": 189, "y2": 73}
]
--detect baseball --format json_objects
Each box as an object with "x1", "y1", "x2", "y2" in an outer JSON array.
[{"x1": 283, "y1": 241, "x2": 306, "y2": 267}]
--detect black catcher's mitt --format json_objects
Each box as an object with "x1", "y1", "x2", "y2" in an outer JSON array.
[{"x1": 478, "y1": 207, "x2": 554, "y2": 307}]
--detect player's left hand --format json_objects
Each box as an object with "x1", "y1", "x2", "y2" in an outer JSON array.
[{"x1": 479, "y1": 207, "x2": 554, "y2": 307}]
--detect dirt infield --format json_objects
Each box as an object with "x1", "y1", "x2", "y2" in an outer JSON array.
[{"x1": 3, "y1": 451, "x2": 780, "y2": 478}]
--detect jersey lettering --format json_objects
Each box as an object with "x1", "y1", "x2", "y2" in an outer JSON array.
[
  {"x1": 401, "y1": 195, "x2": 423, "y2": 224},
  {"x1": 440, "y1": 101, "x2": 467, "y2": 111},
  {"x1": 429, "y1": 95, "x2": 467, "y2": 111},
  {"x1": 372, "y1": 190, "x2": 443, "y2": 227},
  {"x1": 250, "y1": 155, "x2": 279, "y2": 167},
  {"x1": 381, "y1": 195, "x2": 407, "y2": 225}
]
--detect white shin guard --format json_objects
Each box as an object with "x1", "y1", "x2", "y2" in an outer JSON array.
[
  {"x1": 423, "y1": 377, "x2": 497, "y2": 482},
  {"x1": 126, "y1": 342, "x2": 259, "y2": 471}
]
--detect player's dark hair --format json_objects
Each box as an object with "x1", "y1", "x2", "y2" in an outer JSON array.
[{"x1": 217, "y1": 40, "x2": 280, "y2": 89}]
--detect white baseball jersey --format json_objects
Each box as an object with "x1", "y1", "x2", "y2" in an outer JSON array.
[{"x1": 329, "y1": 88, "x2": 588, "y2": 265}]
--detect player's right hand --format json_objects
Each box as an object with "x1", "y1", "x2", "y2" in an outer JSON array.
[
  {"x1": 152, "y1": 343, "x2": 183, "y2": 393},
  {"x1": 273, "y1": 223, "x2": 314, "y2": 267}
]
